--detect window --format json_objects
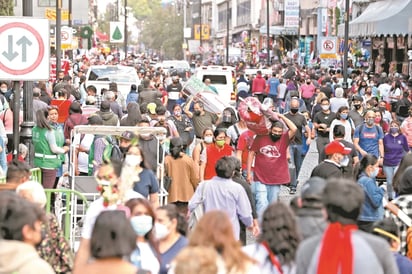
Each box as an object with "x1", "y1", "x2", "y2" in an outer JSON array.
[
  {"x1": 218, "y1": 4, "x2": 231, "y2": 31},
  {"x1": 237, "y1": 0, "x2": 251, "y2": 26},
  {"x1": 39, "y1": 0, "x2": 56, "y2": 7}
]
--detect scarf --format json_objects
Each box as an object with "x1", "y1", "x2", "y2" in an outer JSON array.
[{"x1": 317, "y1": 222, "x2": 357, "y2": 274}]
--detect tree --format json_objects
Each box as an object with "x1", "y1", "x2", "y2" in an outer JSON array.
[
  {"x1": 128, "y1": 0, "x2": 161, "y2": 21},
  {"x1": 0, "y1": 0, "x2": 14, "y2": 16}
]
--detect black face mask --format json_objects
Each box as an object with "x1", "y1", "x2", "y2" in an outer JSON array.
[
  {"x1": 119, "y1": 146, "x2": 130, "y2": 154},
  {"x1": 290, "y1": 108, "x2": 299, "y2": 114},
  {"x1": 270, "y1": 133, "x2": 282, "y2": 142},
  {"x1": 354, "y1": 104, "x2": 361, "y2": 110},
  {"x1": 194, "y1": 110, "x2": 201, "y2": 116}
]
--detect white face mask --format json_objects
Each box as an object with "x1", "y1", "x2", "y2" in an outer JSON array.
[
  {"x1": 321, "y1": 105, "x2": 329, "y2": 111},
  {"x1": 130, "y1": 215, "x2": 153, "y2": 236},
  {"x1": 154, "y1": 222, "x2": 170, "y2": 240},
  {"x1": 340, "y1": 155, "x2": 349, "y2": 167},
  {"x1": 204, "y1": 136, "x2": 213, "y2": 144},
  {"x1": 124, "y1": 155, "x2": 142, "y2": 166},
  {"x1": 0, "y1": 88, "x2": 7, "y2": 93}
]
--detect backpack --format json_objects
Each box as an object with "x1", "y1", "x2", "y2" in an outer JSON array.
[{"x1": 102, "y1": 136, "x2": 123, "y2": 163}]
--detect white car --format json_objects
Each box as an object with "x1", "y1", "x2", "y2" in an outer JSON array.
[{"x1": 85, "y1": 65, "x2": 140, "y2": 98}]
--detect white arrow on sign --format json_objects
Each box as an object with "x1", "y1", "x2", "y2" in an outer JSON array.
[{"x1": 0, "y1": 18, "x2": 50, "y2": 80}]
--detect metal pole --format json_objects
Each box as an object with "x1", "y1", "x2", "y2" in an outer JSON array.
[
  {"x1": 124, "y1": 0, "x2": 128, "y2": 60},
  {"x1": 56, "y1": 0, "x2": 62, "y2": 73},
  {"x1": 22, "y1": 0, "x2": 35, "y2": 166},
  {"x1": 226, "y1": 0, "x2": 229, "y2": 65},
  {"x1": 342, "y1": 0, "x2": 350, "y2": 90},
  {"x1": 199, "y1": 0, "x2": 202, "y2": 60},
  {"x1": 266, "y1": 0, "x2": 270, "y2": 66},
  {"x1": 12, "y1": 82, "x2": 20, "y2": 160},
  {"x1": 69, "y1": 0, "x2": 72, "y2": 27},
  {"x1": 183, "y1": 0, "x2": 187, "y2": 61}
]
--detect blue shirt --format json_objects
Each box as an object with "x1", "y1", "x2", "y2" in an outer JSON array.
[
  {"x1": 159, "y1": 236, "x2": 188, "y2": 274},
  {"x1": 267, "y1": 77, "x2": 280, "y2": 96},
  {"x1": 132, "y1": 168, "x2": 160, "y2": 198},
  {"x1": 354, "y1": 124, "x2": 384, "y2": 158},
  {"x1": 188, "y1": 177, "x2": 253, "y2": 240}
]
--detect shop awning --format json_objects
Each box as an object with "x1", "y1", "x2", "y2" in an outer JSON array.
[
  {"x1": 259, "y1": 25, "x2": 298, "y2": 36},
  {"x1": 338, "y1": 0, "x2": 412, "y2": 37}
]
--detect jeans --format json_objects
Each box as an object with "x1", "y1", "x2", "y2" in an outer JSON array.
[
  {"x1": 383, "y1": 165, "x2": 398, "y2": 199},
  {"x1": 289, "y1": 144, "x2": 303, "y2": 189},
  {"x1": 251, "y1": 181, "x2": 281, "y2": 216}
]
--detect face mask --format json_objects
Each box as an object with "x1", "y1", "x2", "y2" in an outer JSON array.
[
  {"x1": 194, "y1": 110, "x2": 201, "y2": 116},
  {"x1": 222, "y1": 115, "x2": 231, "y2": 123},
  {"x1": 340, "y1": 155, "x2": 350, "y2": 167},
  {"x1": 366, "y1": 118, "x2": 374, "y2": 126},
  {"x1": 157, "y1": 135, "x2": 166, "y2": 141},
  {"x1": 174, "y1": 110, "x2": 181, "y2": 117},
  {"x1": 354, "y1": 104, "x2": 361, "y2": 110},
  {"x1": 270, "y1": 133, "x2": 282, "y2": 142},
  {"x1": 154, "y1": 222, "x2": 170, "y2": 240},
  {"x1": 130, "y1": 215, "x2": 153, "y2": 236},
  {"x1": 215, "y1": 140, "x2": 225, "y2": 147},
  {"x1": 370, "y1": 167, "x2": 379, "y2": 178},
  {"x1": 120, "y1": 146, "x2": 130, "y2": 154},
  {"x1": 204, "y1": 136, "x2": 213, "y2": 144},
  {"x1": 124, "y1": 155, "x2": 142, "y2": 167},
  {"x1": 374, "y1": 117, "x2": 381, "y2": 123},
  {"x1": 321, "y1": 105, "x2": 329, "y2": 111},
  {"x1": 0, "y1": 88, "x2": 7, "y2": 93},
  {"x1": 290, "y1": 108, "x2": 299, "y2": 114},
  {"x1": 390, "y1": 127, "x2": 399, "y2": 135},
  {"x1": 306, "y1": 81, "x2": 311, "y2": 85},
  {"x1": 379, "y1": 107, "x2": 386, "y2": 113},
  {"x1": 340, "y1": 113, "x2": 348, "y2": 120}
]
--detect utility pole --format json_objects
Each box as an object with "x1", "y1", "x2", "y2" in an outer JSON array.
[
  {"x1": 225, "y1": 0, "x2": 229, "y2": 65},
  {"x1": 342, "y1": 0, "x2": 350, "y2": 90},
  {"x1": 124, "y1": 0, "x2": 128, "y2": 60},
  {"x1": 199, "y1": 0, "x2": 202, "y2": 60},
  {"x1": 69, "y1": 0, "x2": 72, "y2": 27},
  {"x1": 266, "y1": 0, "x2": 270, "y2": 66},
  {"x1": 56, "y1": 0, "x2": 62, "y2": 72}
]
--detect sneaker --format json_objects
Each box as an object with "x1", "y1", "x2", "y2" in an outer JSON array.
[{"x1": 289, "y1": 188, "x2": 297, "y2": 195}]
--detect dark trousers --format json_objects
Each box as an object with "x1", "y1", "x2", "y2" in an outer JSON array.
[
  {"x1": 316, "y1": 136, "x2": 329, "y2": 164},
  {"x1": 41, "y1": 168, "x2": 57, "y2": 189}
]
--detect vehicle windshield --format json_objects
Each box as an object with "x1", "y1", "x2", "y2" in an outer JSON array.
[
  {"x1": 162, "y1": 61, "x2": 190, "y2": 70},
  {"x1": 88, "y1": 66, "x2": 137, "y2": 82}
]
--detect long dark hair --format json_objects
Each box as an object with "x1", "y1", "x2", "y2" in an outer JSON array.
[
  {"x1": 158, "y1": 204, "x2": 187, "y2": 236},
  {"x1": 393, "y1": 153, "x2": 412, "y2": 193},
  {"x1": 354, "y1": 154, "x2": 377, "y2": 179},
  {"x1": 259, "y1": 202, "x2": 300, "y2": 266},
  {"x1": 36, "y1": 108, "x2": 52, "y2": 130}
]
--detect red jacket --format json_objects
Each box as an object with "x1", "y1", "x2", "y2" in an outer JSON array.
[{"x1": 252, "y1": 75, "x2": 267, "y2": 94}]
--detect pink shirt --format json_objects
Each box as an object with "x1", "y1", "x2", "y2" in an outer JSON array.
[{"x1": 301, "y1": 84, "x2": 316, "y2": 99}]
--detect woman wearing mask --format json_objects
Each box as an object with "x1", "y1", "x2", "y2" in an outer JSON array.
[
  {"x1": 329, "y1": 106, "x2": 355, "y2": 143},
  {"x1": 374, "y1": 108, "x2": 389, "y2": 133},
  {"x1": 156, "y1": 204, "x2": 189, "y2": 274},
  {"x1": 383, "y1": 120, "x2": 409, "y2": 200},
  {"x1": 127, "y1": 198, "x2": 160, "y2": 274},
  {"x1": 356, "y1": 154, "x2": 385, "y2": 232},
  {"x1": 192, "y1": 128, "x2": 214, "y2": 180},
  {"x1": 165, "y1": 137, "x2": 199, "y2": 215},
  {"x1": 201, "y1": 128, "x2": 233, "y2": 181},
  {"x1": 48, "y1": 105, "x2": 67, "y2": 186},
  {"x1": 33, "y1": 108, "x2": 69, "y2": 189},
  {"x1": 124, "y1": 146, "x2": 159, "y2": 208},
  {"x1": 168, "y1": 104, "x2": 194, "y2": 152}
]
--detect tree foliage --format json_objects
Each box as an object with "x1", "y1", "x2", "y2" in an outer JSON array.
[
  {"x1": 0, "y1": 0, "x2": 14, "y2": 16},
  {"x1": 138, "y1": 4, "x2": 184, "y2": 59},
  {"x1": 128, "y1": 0, "x2": 161, "y2": 21}
]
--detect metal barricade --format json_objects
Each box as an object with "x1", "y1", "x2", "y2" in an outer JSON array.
[{"x1": 44, "y1": 188, "x2": 90, "y2": 250}]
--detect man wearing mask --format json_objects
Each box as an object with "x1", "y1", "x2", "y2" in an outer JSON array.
[
  {"x1": 353, "y1": 110, "x2": 384, "y2": 162},
  {"x1": 349, "y1": 96, "x2": 365, "y2": 127},
  {"x1": 166, "y1": 76, "x2": 183, "y2": 112},
  {"x1": 247, "y1": 116, "x2": 297, "y2": 216},
  {"x1": 183, "y1": 98, "x2": 218, "y2": 140},
  {"x1": 313, "y1": 97, "x2": 336, "y2": 163},
  {"x1": 301, "y1": 78, "x2": 316, "y2": 111},
  {"x1": 119, "y1": 131, "x2": 137, "y2": 159},
  {"x1": 137, "y1": 119, "x2": 164, "y2": 174},
  {"x1": 311, "y1": 140, "x2": 352, "y2": 179},
  {"x1": 284, "y1": 98, "x2": 311, "y2": 194}
]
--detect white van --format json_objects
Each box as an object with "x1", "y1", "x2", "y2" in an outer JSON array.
[
  {"x1": 194, "y1": 66, "x2": 236, "y2": 106},
  {"x1": 85, "y1": 65, "x2": 139, "y2": 98}
]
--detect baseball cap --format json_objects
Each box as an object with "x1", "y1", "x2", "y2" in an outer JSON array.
[
  {"x1": 324, "y1": 141, "x2": 351, "y2": 155},
  {"x1": 147, "y1": 103, "x2": 157, "y2": 115},
  {"x1": 120, "y1": 131, "x2": 136, "y2": 141},
  {"x1": 100, "y1": 101, "x2": 111, "y2": 112}
]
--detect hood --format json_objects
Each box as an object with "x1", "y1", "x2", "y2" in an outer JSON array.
[
  {"x1": 0, "y1": 240, "x2": 40, "y2": 273},
  {"x1": 98, "y1": 111, "x2": 116, "y2": 121},
  {"x1": 256, "y1": 74, "x2": 263, "y2": 79}
]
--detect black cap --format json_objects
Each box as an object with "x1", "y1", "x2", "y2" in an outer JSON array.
[
  {"x1": 301, "y1": 177, "x2": 327, "y2": 207},
  {"x1": 120, "y1": 131, "x2": 136, "y2": 141}
]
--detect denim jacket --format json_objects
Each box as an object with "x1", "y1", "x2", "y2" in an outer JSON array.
[{"x1": 357, "y1": 172, "x2": 385, "y2": 221}]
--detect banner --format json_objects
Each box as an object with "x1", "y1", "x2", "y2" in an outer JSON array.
[
  {"x1": 45, "y1": 8, "x2": 69, "y2": 21},
  {"x1": 284, "y1": 0, "x2": 299, "y2": 28}
]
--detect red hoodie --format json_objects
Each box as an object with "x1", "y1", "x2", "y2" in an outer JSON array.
[{"x1": 252, "y1": 74, "x2": 267, "y2": 94}]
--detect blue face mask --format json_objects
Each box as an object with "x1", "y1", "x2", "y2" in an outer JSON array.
[
  {"x1": 130, "y1": 215, "x2": 153, "y2": 236},
  {"x1": 340, "y1": 113, "x2": 348, "y2": 120}
]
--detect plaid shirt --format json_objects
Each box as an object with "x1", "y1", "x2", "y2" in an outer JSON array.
[
  {"x1": 95, "y1": 94, "x2": 102, "y2": 109},
  {"x1": 385, "y1": 194, "x2": 412, "y2": 256}
]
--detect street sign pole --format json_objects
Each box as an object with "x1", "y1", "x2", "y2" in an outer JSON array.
[
  {"x1": 21, "y1": 0, "x2": 35, "y2": 165},
  {"x1": 12, "y1": 81, "x2": 20, "y2": 160}
]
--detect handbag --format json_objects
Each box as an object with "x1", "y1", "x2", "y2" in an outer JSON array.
[
  {"x1": 163, "y1": 164, "x2": 172, "y2": 191},
  {"x1": 188, "y1": 182, "x2": 206, "y2": 230}
]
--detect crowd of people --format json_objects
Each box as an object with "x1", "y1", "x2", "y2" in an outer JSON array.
[{"x1": 1, "y1": 60, "x2": 412, "y2": 273}]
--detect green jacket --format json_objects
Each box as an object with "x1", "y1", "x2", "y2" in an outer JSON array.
[{"x1": 33, "y1": 126, "x2": 63, "y2": 169}]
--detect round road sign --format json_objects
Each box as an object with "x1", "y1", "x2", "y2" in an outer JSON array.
[
  {"x1": 323, "y1": 40, "x2": 335, "y2": 52},
  {"x1": 0, "y1": 22, "x2": 44, "y2": 75}
]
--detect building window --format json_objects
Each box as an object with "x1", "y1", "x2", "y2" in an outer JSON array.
[
  {"x1": 237, "y1": 0, "x2": 251, "y2": 26},
  {"x1": 218, "y1": 3, "x2": 231, "y2": 31},
  {"x1": 39, "y1": 0, "x2": 56, "y2": 7}
]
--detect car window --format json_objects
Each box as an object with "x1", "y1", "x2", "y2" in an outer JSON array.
[
  {"x1": 88, "y1": 66, "x2": 138, "y2": 82},
  {"x1": 201, "y1": 75, "x2": 227, "y2": 85}
]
